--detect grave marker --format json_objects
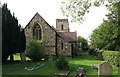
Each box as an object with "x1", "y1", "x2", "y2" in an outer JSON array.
[{"x1": 98, "y1": 61, "x2": 112, "y2": 76}]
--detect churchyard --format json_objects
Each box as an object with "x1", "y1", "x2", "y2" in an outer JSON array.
[
  {"x1": 2, "y1": 52, "x2": 119, "y2": 77},
  {"x1": 1, "y1": 1, "x2": 120, "y2": 77}
]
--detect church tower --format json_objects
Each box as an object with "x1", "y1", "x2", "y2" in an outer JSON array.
[{"x1": 56, "y1": 19, "x2": 69, "y2": 32}]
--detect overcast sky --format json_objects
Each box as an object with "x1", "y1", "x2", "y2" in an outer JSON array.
[{"x1": 1, "y1": 0, "x2": 109, "y2": 40}]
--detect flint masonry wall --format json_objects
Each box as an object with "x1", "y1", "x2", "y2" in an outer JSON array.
[
  {"x1": 70, "y1": 42, "x2": 77, "y2": 56},
  {"x1": 56, "y1": 19, "x2": 69, "y2": 32},
  {"x1": 24, "y1": 13, "x2": 56, "y2": 56},
  {"x1": 57, "y1": 36, "x2": 72, "y2": 58}
]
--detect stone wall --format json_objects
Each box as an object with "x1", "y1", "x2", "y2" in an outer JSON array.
[
  {"x1": 24, "y1": 13, "x2": 56, "y2": 56},
  {"x1": 70, "y1": 42, "x2": 77, "y2": 56},
  {"x1": 56, "y1": 19, "x2": 69, "y2": 32},
  {"x1": 57, "y1": 36, "x2": 72, "y2": 57},
  {"x1": 24, "y1": 13, "x2": 77, "y2": 59}
]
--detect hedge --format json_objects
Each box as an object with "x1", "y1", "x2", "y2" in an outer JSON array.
[{"x1": 102, "y1": 51, "x2": 120, "y2": 66}]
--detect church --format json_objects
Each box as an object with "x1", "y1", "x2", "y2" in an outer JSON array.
[{"x1": 24, "y1": 12, "x2": 77, "y2": 59}]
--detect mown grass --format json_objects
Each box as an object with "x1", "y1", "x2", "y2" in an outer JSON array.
[
  {"x1": 7, "y1": 53, "x2": 30, "y2": 61},
  {"x1": 68, "y1": 52, "x2": 119, "y2": 76},
  {"x1": 2, "y1": 52, "x2": 119, "y2": 77}
]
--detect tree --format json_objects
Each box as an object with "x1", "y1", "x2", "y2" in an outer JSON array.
[
  {"x1": 61, "y1": 0, "x2": 120, "y2": 51},
  {"x1": 90, "y1": 3, "x2": 120, "y2": 51},
  {"x1": 2, "y1": 3, "x2": 26, "y2": 62},
  {"x1": 61, "y1": 0, "x2": 119, "y2": 23},
  {"x1": 77, "y1": 36, "x2": 89, "y2": 51},
  {"x1": 90, "y1": 21, "x2": 118, "y2": 50},
  {"x1": 18, "y1": 25, "x2": 26, "y2": 53}
]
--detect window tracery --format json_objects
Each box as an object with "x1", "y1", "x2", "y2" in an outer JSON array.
[{"x1": 33, "y1": 24, "x2": 42, "y2": 40}]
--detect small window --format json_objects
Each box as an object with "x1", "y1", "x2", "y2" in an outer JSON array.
[
  {"x1": 61, "y1": 43, "x2": 63, "y2": 50},
  {"x1": 61, "y1": 25, "x2": 63, "y2": 30}
]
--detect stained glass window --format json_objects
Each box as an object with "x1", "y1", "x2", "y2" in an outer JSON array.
[{"x1": 33, "y1": 24, "x2": 42, "y2": 40}]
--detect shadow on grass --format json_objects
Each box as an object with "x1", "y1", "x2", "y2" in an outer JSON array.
[
  {"x1": 118, "y1": 67, "x2": 120, "y2": 76},
  {"x1": 2, "y1": 60, "x2": 51, "y2": 75},
  {"x1": 69, "y1": 63, "x2": 98, "y2": 76},
  {"x1": 1, "y1": 75, "x2": 55, "y2": 77}
]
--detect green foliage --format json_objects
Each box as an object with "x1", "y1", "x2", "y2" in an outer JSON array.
[
  {"x1": 7, "y1": 53, "x2": 30, "y2": 61},
  {"x1": 88, "y1": 48, "x2": 97, "y2": 56},
  {"x1": 102, "y1": 51, "x2": 120, "y2": 66},
  {"x1": 61, "y1": 0, "x2": 91, "y2": 23},
  {"x1": 19, "y1": 29, "x2": 26, "y2": 52},
  {"x1": 90, "y1": 20, "x2": 119, "y2": 50},
  {"x1": 90, "y1": 2, "x2": 120, "y2": 51},
  {"x1": 2, "y1": 3, "x2": 26, "y2": 62},
  {"x1": 96, "y1": 50, "x2": 104, "y2": 60},
  {"x1": 61, "y1": 0, "x2": 119, "y2": 23},
  {"x1": 77, "y1": 36, "x2": 89, "y2": 51},
  {"x1": 26, "y1": 40, "x2": 45, "y2": 62},
  {"x1": 55, "y1": 55, "x2": 69, "y2": 70}
]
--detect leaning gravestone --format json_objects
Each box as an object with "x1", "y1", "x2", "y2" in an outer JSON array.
[{"x1": 98, "y1": 61, "x2": 112, "y2": 76}]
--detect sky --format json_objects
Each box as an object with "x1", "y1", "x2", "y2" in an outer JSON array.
[{"x1": 1, "y1": 0, "x2": 109, "y2": 41}]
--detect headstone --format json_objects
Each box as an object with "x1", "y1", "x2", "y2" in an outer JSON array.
[
  {"x1": 74, "y1": 67, "x2": 86, "y2": 77},
  {"x1": 10, "y1": 54, "x2": 14, "y2": 61},
  {"x1": 98, "y1": 61, "x2": 112, "y2": 76}
]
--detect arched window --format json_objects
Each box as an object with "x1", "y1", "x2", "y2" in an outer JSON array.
[
  {"x1": 33, "y1": 24, "x2": 42, "y2": 40},
  {"x1": 61, "y1": 43, "x2": 63, "y2": 50},
  {"x1": 61, "y1": 25, "x2": 63, "y2": 30}
]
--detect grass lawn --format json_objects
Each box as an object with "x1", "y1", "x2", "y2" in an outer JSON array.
[
  {"x1": 7, "y1": 53, "x2": 30, "y2": 61},
  {"x1": 2, "y1": 52, "x2": 119, "y2": 77}
]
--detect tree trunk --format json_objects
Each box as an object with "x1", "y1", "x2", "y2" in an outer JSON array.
[
  {"x1": 20, "y1": 52, "x2": 26, "y2": 62},
  {"x1": 10, "y1": 54, "x2": 14, "y2": 61}
]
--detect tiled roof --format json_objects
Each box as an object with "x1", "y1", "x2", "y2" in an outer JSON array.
[{"x1": 58, "y1": 32, "x2": 76, "y2": 42}]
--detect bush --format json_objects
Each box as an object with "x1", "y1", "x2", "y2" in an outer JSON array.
[
  {"x1": 96, "y1": 50, "x2": 104, "y2": 60},
  {"x1": 26, "y1": 40, "x2": 45, "y2": 62},
  {"x1": 102, "y1": 51, "x2": 120, "y2": 66},
  {"x1": 55, "y1": 55, "x2": 69, "y2": 70},
  {"x1": 88, "y1": 48, "x2": 97, "y2": 55},
  {"x1": 77, "y1": 36, "x2": 89, "y2": 51}
]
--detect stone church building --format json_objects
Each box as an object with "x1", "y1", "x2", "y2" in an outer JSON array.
[{"x1": 24, "y1": 12, "x2": 77, "y2": 59}]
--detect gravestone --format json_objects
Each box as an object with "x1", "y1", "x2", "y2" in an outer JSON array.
[
  {"x1": 98, "y1": 61, "x2": 112, "y2": 76},
  {"x1": 74, "y1": 67, "x2": 86, "y2": 77}
]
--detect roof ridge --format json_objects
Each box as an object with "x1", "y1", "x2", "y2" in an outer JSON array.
[
  {"x1": 24, "y1": 12, "x2": 57, "y2": 33},
  {"x1": 58, "y1": 32, "x2": 76, "y2": 33}
]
